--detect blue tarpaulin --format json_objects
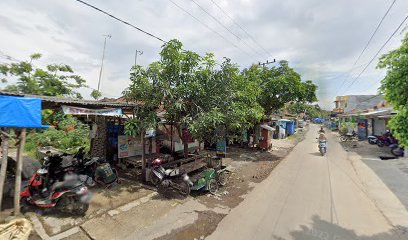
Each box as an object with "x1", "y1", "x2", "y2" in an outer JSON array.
[{"x1": 0, "y1": 96, "x2": 48, "y2": 128}]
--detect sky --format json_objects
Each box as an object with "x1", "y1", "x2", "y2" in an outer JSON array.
[{"x1": 0, "y1": 0, "x2": 407, "y2": 110}]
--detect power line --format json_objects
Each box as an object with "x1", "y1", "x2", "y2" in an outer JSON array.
[
  {"x1": 168, "y1": 0, "x2": 257, "y2": 61},
  {"x1": 74, "y1": 0, "x2": 167, "y2": 43},
  {"x1": 189, "y1": 0, "x2": 265, "y2": 59},
  {"x1": 353, "y1": 0, "x2": 397, "y2": 67},
  {"x1": 209, "y1": 0, "x2": 271, "y2": 58},
  {"x1": 341, "y1": 14, "x2": 408, "y2": 94},
  {"x1": 334, "y1": 0, "x2": 397, "y2": 97},
  {"x1": 190, "y1": 0, "x2": 241, "y2": 40}
]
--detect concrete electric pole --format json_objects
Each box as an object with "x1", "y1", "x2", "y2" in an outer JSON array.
[{"x1": 97, "y1": 34, "x2": 111, "y2": 92}]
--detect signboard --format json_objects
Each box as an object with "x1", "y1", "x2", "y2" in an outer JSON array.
[
  {"x1": 62, "y1": 105, "x2": 122, "y2": 116},
  {"x1": 118, "y1": 135, "x2": 156, "y2": 158}
]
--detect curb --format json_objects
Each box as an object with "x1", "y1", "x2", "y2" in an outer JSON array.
[{"x1": 30, "y1": 191, "x2": 158, "y2": 240}]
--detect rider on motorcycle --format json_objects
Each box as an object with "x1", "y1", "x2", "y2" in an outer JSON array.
[
  {"x1": 319, "y1": 127, "x2": 325, "y2": 134},
  {"x1": 318, "y1": 132, "x2": 327, "y2": 150}
]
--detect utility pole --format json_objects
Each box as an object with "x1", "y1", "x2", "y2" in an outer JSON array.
[
  {"x1": 258, "y1": 59, "x2": 276, "y2": 67},
  {"x1": 97, "y1": 34, "x2": 111, "y2": 92},
  {"x1": 134, "y1": 49, "x2": 143, "y2": 67}
]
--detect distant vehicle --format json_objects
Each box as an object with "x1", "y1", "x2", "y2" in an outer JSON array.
[{"x1": 319, "y1": 140, "x2": 327, "y2": 156}]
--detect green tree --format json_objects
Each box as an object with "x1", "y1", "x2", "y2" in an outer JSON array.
[
  {"x1": 0, "y1": 54, "x2": 87, "y2": 98},
  {"x1": 258, "y1": 60, "x2": 304, "y2": 115},
  {"x1": 378, "y1": 33, "x2": 408, "y2": 148},
  {"x1": 90, "y1": 89, "x2": 102, "y2": 100},
  {"x1": 123, "y1": 64, "x2": 161, "y2": 172}
]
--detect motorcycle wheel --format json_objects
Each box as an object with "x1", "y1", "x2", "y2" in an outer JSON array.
[
  {"x1": 150, "y1": 173, "x2": 161, "y2": 186},
  {"x1": 208, "y1": 179, "x2": 219, "y2": 194},
  {"x1": 391, "y1": 147, "x2": 403, "y2": 157},
  {"x1": 74, "y1": 202, "x2": 89, "y2": 215},
  {"x1": 377, "y1": 140, "x2": 385, "y2": 147},
  {"x1": 177, "y1": 181, "x2": 190, "y2": 196},
  {"x1": 217, "y1": 171, "x2": 229, "y2": 187},
  {"x1": 340, "y1": 136, "x2": 347, "y2": 142}
]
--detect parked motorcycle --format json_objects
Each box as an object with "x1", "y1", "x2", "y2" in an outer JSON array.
[
  {"x1": 150, "y1": 158, "x2": 192, "y2": 196},
  {"x1": 20, "y1": 168, "x2": 91, "y2": 215},
  {"x1": 367, "y1": 135, "x2": 379, "y2": 145},
  {"x1": 340, "y1": 132, "x2": 358, "y2": 142},
  {"x1": 376, "y1": 135, "x2": 396, "y2": 147},
  {"x1": 42, "y1": 148, "x2": 118, "y2": 187},
  {"x1": 319, "y1": 140, "x2": 327, "y2": 156}
]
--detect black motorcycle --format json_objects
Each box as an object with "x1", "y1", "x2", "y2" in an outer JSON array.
[{"x1": 150, "y1": 158, "x2": 192, "y2": 196}]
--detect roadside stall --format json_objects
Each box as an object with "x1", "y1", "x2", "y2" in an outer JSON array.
[
  {"x1": 259, "y1": 124, "x2": 274, "y2": 150},
  {"x1": 0, "y1": 95, "x2": 47, "y2": 215}
]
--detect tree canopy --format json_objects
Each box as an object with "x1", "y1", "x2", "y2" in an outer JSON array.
[
  {"x1": 123, "y1": 39, "x2": 317, "y2": 155},
  {"x1": 0, "y1": 53, "x2": 87, "y2": 98},
  {"x1": 257, "y1": 60, "x2": 317, "y2": 115},
  {"x1": 378, "y1": 33, "x2": 408, "y2": 148}
]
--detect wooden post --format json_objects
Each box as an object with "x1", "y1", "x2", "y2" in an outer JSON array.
[
  {"x1": 141, "y1": 130, "x2": 146, "y2": 181},
  {"x1": 170, "y1": 124, "x2": 173, "y2": 156},
  {"x1": 14, "y1": 128, "x2": 26, "y2": 215},
  {"x1": 0, "y1": 129, "x2": 10, "y2": 210}
]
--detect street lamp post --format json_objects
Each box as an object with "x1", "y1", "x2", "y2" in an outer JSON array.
[
  {"x1": 97, "y1": 34, "x2": 111, "y2": 92},
  {"x1": 134, "y1": 49, "x2": 143, "y2": 67}
]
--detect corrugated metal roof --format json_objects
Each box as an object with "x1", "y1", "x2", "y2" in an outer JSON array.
[{"x1": 0, "y1": 90, "x2": 139, "y2": 108}]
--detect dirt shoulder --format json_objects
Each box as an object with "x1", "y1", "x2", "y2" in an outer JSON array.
[{"x1": 153, "y1": 127, "x2": 309, "y2": 240}]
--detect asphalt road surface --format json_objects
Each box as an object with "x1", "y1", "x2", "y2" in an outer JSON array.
[{"x1": 207, "y1": 125, "x2": 407, "y2": 240}]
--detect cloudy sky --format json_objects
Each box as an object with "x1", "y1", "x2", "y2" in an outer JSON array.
[{"x1": 0, "y1": 0, "x2": 407, "y2": 109}]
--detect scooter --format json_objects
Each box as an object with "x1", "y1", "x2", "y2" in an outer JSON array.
[
  {"x1": 340, "y1": 132, "x2": 358, "y2": 142},
  {"x1": 368, "y1": 135, "x2": 379, "y2": 145},
  {"x1": 20, "y1": 168, "x2": 91, "y2": 215},
  {"x1": 150, "y1": 158, "x2": 192, "y2": 196},
  {"x1": 319, "y1": 140, "x2": 327, "y2": 156}
]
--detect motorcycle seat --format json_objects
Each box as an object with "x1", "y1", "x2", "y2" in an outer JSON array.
[
  {"x1": 52, "y1": 180, "x2": 82, "y2": 191},
  {"x1": 164, "y1": 169, "x2": 183, "y2": 177}
]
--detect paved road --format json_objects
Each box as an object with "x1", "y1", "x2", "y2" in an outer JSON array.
[
  {"x1": 207, "y1": 125, "x2": 407, "y2": 240},
  {"x1": 361, "y1": 157, "x2": 408, "y2": 211}
]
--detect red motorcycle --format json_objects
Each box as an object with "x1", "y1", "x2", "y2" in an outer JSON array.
[{"x1": 20, "y1": 168, "x2": 92, "y2": 215}]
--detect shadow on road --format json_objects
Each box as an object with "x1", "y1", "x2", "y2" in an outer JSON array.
[
  {"x1": 309, "y1": 152, "x2": 324, "y2": 157},
  {"x1": 272, "y1": 215, "x2": 407, "y2": 240}
]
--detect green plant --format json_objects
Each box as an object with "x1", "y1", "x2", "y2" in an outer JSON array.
[
  {"x1": 377, "y1": 33, "x2": 408, "y2": 149},
  {"x1": 25, "y1": 116, "x2": 90, "y2": 158}
]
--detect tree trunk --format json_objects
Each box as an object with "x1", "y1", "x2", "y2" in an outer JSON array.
[
  {"x1": 148, "y1": 138, "x2": 152, "y2": 155},
  {"x1": 170, "y1": 124, "x2": 173, "y2": 156},
  {"x1": 14, "y1": 128, "x2": 26, "y2": 215},
  {"x1": 0, "y1": 129, "x2": 10, "y2": 211}
]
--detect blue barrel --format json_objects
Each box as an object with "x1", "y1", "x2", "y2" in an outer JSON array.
[{"x1": 286, "y1": 121, "x2": 295, "y2": 135}]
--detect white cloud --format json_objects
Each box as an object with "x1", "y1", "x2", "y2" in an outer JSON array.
[{"x1": 0, "y1": 0, "x2": 407, "y2": 109}]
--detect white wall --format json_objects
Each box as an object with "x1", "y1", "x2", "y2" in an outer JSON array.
[{"x1": 373, "y1": 117, "x2": 387, "y2": 136}]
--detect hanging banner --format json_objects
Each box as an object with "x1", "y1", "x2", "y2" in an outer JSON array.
[
  {"x1": 62, "y1": 105, "x2": 122, "y2": 116},
  {"x1": 118, "y1": 135, "x2": 156, "y2": 158}
]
